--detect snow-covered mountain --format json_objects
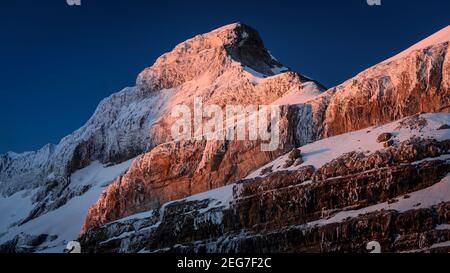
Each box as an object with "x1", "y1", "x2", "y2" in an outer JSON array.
[
  {"x1": 81, "y1": 25, "x2": 450, "y2": 235},
  {"x1": 0, "y1": 23, "x2": 323, "y2": 252},
  {"x1": 0, "y1": 23, "x2": 449, "y2": 253}
]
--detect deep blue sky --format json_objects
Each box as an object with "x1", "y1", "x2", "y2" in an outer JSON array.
[{"x1": 0, "y1": 0, "x2": 449, "y2": 154}]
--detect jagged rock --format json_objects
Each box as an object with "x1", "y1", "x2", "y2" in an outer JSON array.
[
  {"x1": 283, "y1": 149, "x2": 303, "y2": 168},
  {"x1": 438, "y1": 124, "x2": 450, "y2": 130},
  {"x1": 288, "y1": 149, "x2": 302, "y2": 160},
  {"x1": 0, "y1": 23, "x2": 322, "y2": 233},
  {"x1": 0, "y1": 234, "x2": 57, "y2": 253},
  {"x1": 384, "y1": 139, "x2": 395, "y2": 148},
  {"x1": 377, "y1": 133, "x2": 393, "y2": 143},
  {"x1": 321, "y1": 27, "x2": 450, "y2": 137},
  {"x1": 294, "y1": 158, "x2": 305, "y2": 166},
  {"x1": 261, "y1": 166, "x2": 274, "y2": 176}
]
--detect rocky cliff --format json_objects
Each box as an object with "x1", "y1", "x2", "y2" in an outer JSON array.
[
  {"x1": 0, "y1": 23, "x2": 321, "y2": 252},
  {"x1": 1, "y1": 23, "x2": 449, "y2": 253},
  {"x1": 78, "y1": 113, "x2": 450, "y2": 253},
  {"x1": 81, "y1": 25, "x2": 450, "y2": 233},
  {"x1": 322, "y1": 29, "x2": 450, "y2": 137}
]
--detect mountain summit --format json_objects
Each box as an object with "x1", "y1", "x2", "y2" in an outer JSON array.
[{"x1": 137, "y1": 23, "x2": 289, "y2": 92}]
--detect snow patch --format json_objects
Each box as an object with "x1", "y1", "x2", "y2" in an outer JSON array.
[
  {"x1": 271, "y1": 81, "x2": 324, "y2": 105},
  {"x1": 0, "y1": 157, "x2": 136, "y2": 252}
]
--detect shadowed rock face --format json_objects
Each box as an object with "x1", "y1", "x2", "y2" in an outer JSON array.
[{"x1": 78, "y1": 134, "x2": 450, "y2": 253}]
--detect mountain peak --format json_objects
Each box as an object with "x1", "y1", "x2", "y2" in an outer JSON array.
[
  {"x1": 182, "y1": 22, "x2": 263, "y2": 50},
  {"x1": 206, "y1": 22, "x2": 249, "y2": 36},
  {"x1": 137, "y1": 23, "x2": 287, "y2": 92}
]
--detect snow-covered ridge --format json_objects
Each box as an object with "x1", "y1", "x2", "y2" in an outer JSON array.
[
  {"x1": 247, "y1": 113, "x2": 450, "y2": 179},
  {"x1": 271, "y1": 81, "x2": 325, "y2": 106},
  {"x1": 384, "y1": 25, "x2": 450, "y2": 63},
  {"x1": 329, "y1": 25, "x2": 450, "y2": 96},
  {"x1": 0, "y1": 86, "x2": 174, "y2": 196},
  {"x1": 318, "y1": 25, "x2": 450, "y2": 139}
]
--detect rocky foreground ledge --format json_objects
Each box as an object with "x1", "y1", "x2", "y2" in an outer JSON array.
[{"x1": 78, "y1": 113, "x2": 450, "y2": 253}]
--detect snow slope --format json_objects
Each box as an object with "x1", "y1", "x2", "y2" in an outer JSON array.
[
  {"x1": 247, "y1": 113, "x2": 450, "y2": 179},
  {"x1": 384, "y1": 25, "x2": 450, "y2": 63},
  {"x1": 0, "y1": 158, "x2": 136, "y2": 253},
  {"x1": 271, "y1": 81, "x2": 325, "y2": 105}
]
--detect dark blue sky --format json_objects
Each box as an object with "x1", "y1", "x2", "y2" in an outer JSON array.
[{"x1": 0, "y1": 0, "x2": 449, "y2": 154}]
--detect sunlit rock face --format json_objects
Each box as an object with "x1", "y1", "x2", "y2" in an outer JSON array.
[
  {"x1": 2, "y1": 23, "x2": 450, "y2": 253},
  {"x1": 0, "y1": 22, "x2": 322, "y2": 252},
  {"x1": 78, "y1": 113, "x2": 450, "y2": 253},
  {"x1": 81, "y1": 105, "x2": 310, "y2": 233},
  {"x1": 137, "y1": 23, "x2": 289, "y2": 92},
  {"x1": 81, "y1": 25, "x2": 450, "y2": 235},
  {"x1": 80, "y1": 23, "x2": 326, "y2": 232},
  {"x1": 320, "y1": 26, "x2": 450, "y2": 137}
]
